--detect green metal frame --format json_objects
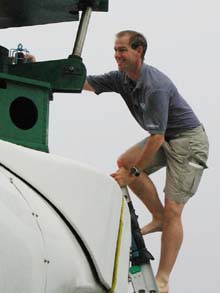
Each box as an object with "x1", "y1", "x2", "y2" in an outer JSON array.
[
  {"x1": 8, "y1": 56, "x2": 86, "y2": 93},
  {"x1": 0, "y1": 0, "x2": 108, "y2": 29},
  {"x1": 0, "y1": 0, "x2": 109, "y2": 152},
  {"x1": 0, "y1": 73, "x2": 51, "y2": 152}
]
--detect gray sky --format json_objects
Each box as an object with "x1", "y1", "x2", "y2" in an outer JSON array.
[{"x1": 1, "y1": 0, "x2": 220, "y2": 292}]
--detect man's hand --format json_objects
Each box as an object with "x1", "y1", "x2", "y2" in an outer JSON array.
[
  {"x1": 111, "y1": 167, "x2": 136, "y2": 187},
  {"x1": 83, "y1": 80, "x2": 95, "y2": 92},
  {"x1": 25, "y1": 54, "x2": 36, "y2": 62}
]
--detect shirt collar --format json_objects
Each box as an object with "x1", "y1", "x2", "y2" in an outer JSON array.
[{"x1": 123, "y1": 63, "x2": 147, "y2": 89}]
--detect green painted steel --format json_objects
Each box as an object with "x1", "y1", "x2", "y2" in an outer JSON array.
[
  {"x1": 0, "y1": 0, "x2": 108, "y2": 29},
  {"x1": 0, "y1": 73, "x2": 51, "y2": 152},
  {"x1": 8, "y1": 56, "x2": 87, "y2": 93},
  {"x1": 0, "y1": 0, "x2": 108, "y2": 152},
  {"x1": 0, "y1": 49, "x2": 86, "y2": 152},
  {"x1": 129, "y1": 265, "x2": 142, "y2": 275}
]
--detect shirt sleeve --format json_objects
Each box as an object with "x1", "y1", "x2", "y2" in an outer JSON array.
[
  {"x1": 87, "y1": 71, "x2": 121, "y2": 95},
  {"x1": 142, "y1": 91, "x2": 170, "y2": 134}
]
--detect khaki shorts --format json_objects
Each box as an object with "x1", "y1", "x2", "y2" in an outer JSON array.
[{"x1": 138, "y1": 125, "x2": 209, "y2": 204}]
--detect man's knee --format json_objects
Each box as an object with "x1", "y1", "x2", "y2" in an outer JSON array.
[
  {"x1": 117, "y1": 155, "x2": 131, "y2": 169},
  {"x1": 117, "y1": 157, "x2": 123, "y2": 168},
  {"x1": 163, "y1": 197, "x2": 185, "y2": 223},
  {"x1": 163, "y1": 209, "x2": 180, "y2": 223}
]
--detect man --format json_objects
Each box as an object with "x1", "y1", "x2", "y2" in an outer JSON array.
[{"x1": 84, "y1": 30, "x2": 209, "y2": 292}]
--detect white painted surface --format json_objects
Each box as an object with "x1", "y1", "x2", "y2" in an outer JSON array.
[
  {"x1": 0, "y1": 168, "x2": 46, "y2": 293},
  {"x1": 112, "y1": 197, "x2": 131, "y2": 293},
  {"x1": 0, "y1": 140, "x2": 130, "y2": 289},
  {"x1": 0, "y1": 166, "x2": 106, "y2": 292},
  {"x1": 1, "y1": 166, "x2": 106, "y2": 292}
]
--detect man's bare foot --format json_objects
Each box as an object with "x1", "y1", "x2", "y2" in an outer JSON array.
[
  {"x1": 156, "y1": 279, "x2": 169, "y2": 293},
  {"x1": 141, "y1": 219, "x2": 163, "y2": 235},
  {"x1": 156, "y1": 274, "x2": 169, "y2": 293}
]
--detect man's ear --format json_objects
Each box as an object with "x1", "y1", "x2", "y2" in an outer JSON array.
[{"x1": 136, "y1": 46, "x2": 143, "y2": 58}]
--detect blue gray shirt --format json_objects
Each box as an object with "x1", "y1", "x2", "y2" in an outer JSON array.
[{"x1": 87, "y1": 63, "x2": 200, "y2": 137}]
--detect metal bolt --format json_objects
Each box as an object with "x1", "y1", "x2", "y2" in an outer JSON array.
[
  {"x1": 32, "y1": 212, "x2": 39, "y2": 218},
  {"x1": 68, "y1": 66, "x2": 75, "y2": 71},
  {"x1": 44, "y1": 259, "x2": 50, "y2": 264}
]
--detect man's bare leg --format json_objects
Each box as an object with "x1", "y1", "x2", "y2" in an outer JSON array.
[
  {"x1": 117, "y1": 144, "x2": 164, "y2": 234},
  {"x1": 129, "y1": 174, "x2": 164, "y2": 234},
  {"x1": 155, "y1": 197, "x2": 185, "y2": 292},
  {"x1": 118, "y1": 144, "x2": 186, "y2": 292}
]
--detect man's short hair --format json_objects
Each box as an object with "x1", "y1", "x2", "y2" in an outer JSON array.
[{"x1": 116, "y1": 30, "x2": 148, "y2": 60}]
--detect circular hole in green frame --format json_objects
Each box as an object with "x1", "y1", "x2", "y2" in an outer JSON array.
[{"x1": 9, "y1": 97, "x2": 38, "y2": 130}]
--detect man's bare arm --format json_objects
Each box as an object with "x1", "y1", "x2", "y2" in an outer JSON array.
[
  {"x1": 83, "y1": 80, "x2": 95, "y2": 92},
  {"x1": 134, "y1": 134, "x2": 165, "y2": 171}
]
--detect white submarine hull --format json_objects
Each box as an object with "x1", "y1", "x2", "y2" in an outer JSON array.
[{"x1": 0, "y1": 140, "x2": 131, "y2": 293}]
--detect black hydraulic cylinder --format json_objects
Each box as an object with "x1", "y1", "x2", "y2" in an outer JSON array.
[
  {"x1": 128, "y1": 201, "x2": 154, "y2": 266},
  {"x1": 121, "y1": 187, "x2": 154, "y2": 266}
]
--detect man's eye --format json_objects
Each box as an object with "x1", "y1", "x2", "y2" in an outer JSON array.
[{"x1": 114, "y1": 48, "x2": 127, "y2": 53}]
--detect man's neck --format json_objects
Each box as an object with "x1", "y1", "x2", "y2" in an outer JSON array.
[{"x1": 126, "y1": 61, "x2": 142, "y2": 81}]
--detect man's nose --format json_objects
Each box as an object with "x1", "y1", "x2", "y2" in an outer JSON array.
[{"x1": 115, "y1": 51, "x2": 121, "y2": 59}]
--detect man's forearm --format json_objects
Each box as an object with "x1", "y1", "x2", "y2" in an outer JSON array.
[
  {"x1": 83, "y1": 80, "x2": 95, "y2": 92},
  {"x1": 134, "y1": 134, "x2": 164, "y2": 171}
]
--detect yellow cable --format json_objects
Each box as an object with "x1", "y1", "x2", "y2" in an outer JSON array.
[{"x1": 109, "y1": 197, "x2": 125, "y2": 293}]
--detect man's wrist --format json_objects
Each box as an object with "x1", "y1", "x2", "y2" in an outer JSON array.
[{"x1": 129, "y1": 166, "x2": 141, "y2": 177}]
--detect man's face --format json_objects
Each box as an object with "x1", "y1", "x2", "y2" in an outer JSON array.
[{"x1": 114, "y1": 35, "x2": 141, "y2": 72}]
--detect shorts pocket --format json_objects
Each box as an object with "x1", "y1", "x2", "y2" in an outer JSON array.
[
  {"x1": 189, "y1": 132, "x2": 209, "y2": 167},
  {"x1": 179, "y1": 161, "x2": 204, "y2": 195}
]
